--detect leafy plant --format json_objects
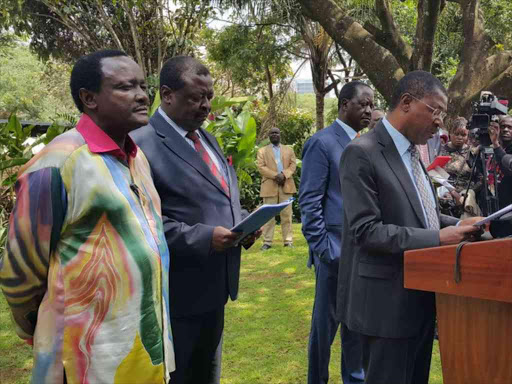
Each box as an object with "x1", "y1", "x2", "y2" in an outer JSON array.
[
  {"x1": 205, "y1": 96, "x2": 257, "y2": 187},
  {"x1": 0, "y1": 112, "x2": 72, "y2": 252}
]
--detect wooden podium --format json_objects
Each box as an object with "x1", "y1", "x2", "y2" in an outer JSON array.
[{"x1": 404, "y1": 238, "x2": 512, "y2": 384}]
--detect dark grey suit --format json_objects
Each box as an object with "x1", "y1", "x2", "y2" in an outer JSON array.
[
  {"x1": 337, "y1": 122, "x2": 458, "y2": 384},
  {"x1": 131, "y1": 111, "x2": 244, "y2": 384}
]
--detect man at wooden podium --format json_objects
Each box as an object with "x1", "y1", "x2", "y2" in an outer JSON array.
[{"x1": 336, "y1": 71, "x2": 483, "y2": 384}]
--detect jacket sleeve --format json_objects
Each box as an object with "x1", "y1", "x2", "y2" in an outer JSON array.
[
  {"x1": 0, "y1": 167, "x2": 66, "y2": 339},
  {"x1": 299, "y1": 137, "x2": 331, "y2": 257},
  {"x1": 162, "y1": 216, "x2": 215, "y2": 268},
  {"x1": 282, "y1": 146, "x2": 297, "y2": 179},
  {"x1": 340, "y1": 144, "x2": 440, "y2": 255},
  {"x1": 256, "y1": 147, "x2": 278, "y2": 179},
  {"x1": 440, "y1": 214, "x2": 459, "y2": 227}
]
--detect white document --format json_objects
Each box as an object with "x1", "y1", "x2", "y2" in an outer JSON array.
[
  {"x1": 433, "y1": 177, "x2": 456, "y2": 192},
  {"x1": 473, "y1": 203, "x2": 512, "y2": 226}
]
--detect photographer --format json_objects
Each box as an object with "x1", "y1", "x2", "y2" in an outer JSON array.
[{"x1": 489, "y1": 116, "x2": 512, "y2": 208}]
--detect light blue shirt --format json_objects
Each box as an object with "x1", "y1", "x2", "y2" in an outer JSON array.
[
  {"x1": 158, "y1": 107, "x2": 228, "y2": 180},
  {"x1": 272, "y1": 145, "x2": 283, "y2": 173},
  {"x1": 336, "y1": 118, "x2": 358, "y2": 141},
  {"x1": 381, "y1": 117, "x2": 437, "y2": 225}
]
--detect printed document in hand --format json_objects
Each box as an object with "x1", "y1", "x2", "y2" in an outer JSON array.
[
  {"x1": 232, "y1": 198, "x2": 294, "y2": 245},
  {"x1": 473, "y1": 203, "x2": 512, "y2": 227}
]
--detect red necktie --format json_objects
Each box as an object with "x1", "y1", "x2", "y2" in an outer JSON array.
[{"x1": 186, "y1": 131, "x2": 230, "y2": 196}]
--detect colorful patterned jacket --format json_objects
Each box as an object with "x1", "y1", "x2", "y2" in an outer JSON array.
[{"x1": 0, "y1": 114, "x2": 175, "y2": 384}]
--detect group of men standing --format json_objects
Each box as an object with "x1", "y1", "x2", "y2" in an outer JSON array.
[
  {"x1": 0, "y1": 48, "x2": 485, "y2": 384},
  {"x1": 0, "y1": 51, "x2": 259, "y2": 384}
]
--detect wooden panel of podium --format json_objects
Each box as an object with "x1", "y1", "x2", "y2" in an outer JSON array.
[{"x1": 404, "y1": 238, "x2": 512, "y2": 384}]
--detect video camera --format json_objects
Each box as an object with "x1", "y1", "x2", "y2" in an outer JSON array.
[{"x1": 469, "y1": 91, "x2": 509, "y2": 147}]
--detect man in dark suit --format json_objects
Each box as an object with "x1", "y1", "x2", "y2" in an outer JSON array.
[
  {"x1": 299, "y1": 81, "x2": 373, "y2": 384},
  {"x1": 337, "y1": 71, "x2": 482, "y2": 384},
  {"x1": 131, "y1": 56, "x2": 258, "y2": 384},
  {"x1": 490, "y1": 119, "x2": 512, "y2": 176}
]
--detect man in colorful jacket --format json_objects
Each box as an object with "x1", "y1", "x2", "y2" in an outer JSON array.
[{"x1": 0, "y1": 50, "x2": 175, "y2": 384}]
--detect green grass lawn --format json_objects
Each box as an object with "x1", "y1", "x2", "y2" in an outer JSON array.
[{"x1": 0, "y1": 224, "x2": 443, "y2": 383}]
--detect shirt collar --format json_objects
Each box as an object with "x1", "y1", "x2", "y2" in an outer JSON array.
[
  {"x1": 158, "y1": 107, "x2": 202, "y2": 140},
  {"x1": 76, "y1": 113, "x2": 137, "y2": 161},
  {"x1": 382, "y1": 117, "x2": 412, "y2": 157},
  {"x1": 272, "y1": 143, "x2": 281, "y2": 149},
  {"x1": 335, "y1": 118, "x2": 358, "y2": 141}
]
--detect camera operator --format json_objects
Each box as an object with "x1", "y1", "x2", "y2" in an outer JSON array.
[{"x1": 489, "y1": 116, "x2": 512, "y2": 208}]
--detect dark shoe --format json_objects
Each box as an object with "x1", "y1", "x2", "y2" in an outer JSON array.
[
  {"x1": 284, "y1": 243, "x2": 293, "y2": 248},
  {"x1": 260, "y1": 244, "x2": 272, "y2": 251}
]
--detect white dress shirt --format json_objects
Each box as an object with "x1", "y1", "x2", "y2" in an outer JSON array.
[{"x1": 336, "y1": 118, "x2": 358, "y2": 141}]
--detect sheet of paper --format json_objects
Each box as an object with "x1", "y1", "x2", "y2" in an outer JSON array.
[
  {"x1": 432, "y1": 177, "x2": 456, "y2": 191},
  {"x1": 473, "y1": 203, "x2": 512, "y2": 226}
]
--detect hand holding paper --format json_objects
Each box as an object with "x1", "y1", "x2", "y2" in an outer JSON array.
[
  {"x1": 231, "y1": 198, "x2": 294, "y2": 246},
  {"x1": 472, "y1": 203, "x2": 512, "y2": 227}
]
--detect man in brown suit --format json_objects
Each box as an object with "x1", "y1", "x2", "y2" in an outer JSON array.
[{"x1": 257, "y1": 127, "x2": 297, "y2": 250}]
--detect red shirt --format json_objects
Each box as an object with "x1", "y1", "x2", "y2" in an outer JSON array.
[{"x1": 76, "y1": 114, "x2": 137, "y2": 162}]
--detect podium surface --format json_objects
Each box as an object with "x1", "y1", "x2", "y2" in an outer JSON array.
[{"x1": 404, "y1": 238, "x2": 512, "y2": 384}]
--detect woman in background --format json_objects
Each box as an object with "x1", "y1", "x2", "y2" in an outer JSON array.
[{"x1": 439, "y1": 117, "x2": 483, "y2": 217}]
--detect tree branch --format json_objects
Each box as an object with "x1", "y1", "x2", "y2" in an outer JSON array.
[
  {"x1": 94, "y1": 0, "x2": 124, "y2": 50},
  {"x1": 327, "y1": 69, "x2": 340, "y2": 98},
  {"x1": 410, "y1": 0, "x2": 443, "y2": 71},
  {"x1": 448, "y1": 0, "x2": 502, "y2": 115},
  {"x1": 298, "y1": 0, "x2": 404, "y2": 103},
  {"x1": 374, "y1": 0, "x2": 413, "y2": 72},
  {"x1": 39, "y1": 1, "x2": 102, "y2": 50},
  {"x1": 120, "y1": 0, "x2": 146, "y2": 76}
]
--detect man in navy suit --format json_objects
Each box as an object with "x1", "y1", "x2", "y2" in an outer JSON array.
[
  {"x1": 299, "y1": 81, "x2": 374, "y2": 384},
  {"x1": 131, "y1": 56, "x2": 258, "y2": 384}
]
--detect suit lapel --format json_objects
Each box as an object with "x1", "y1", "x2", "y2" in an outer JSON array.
[
  {"x1": 376, "y1": 123, "x2": 429, "y2": 228},
  {"x1": 333, "y1": 122, "x2": 351, "y2": 149},
  {"x1": 150, "y1": 113, "x2": 229, "y2": 198},
  {"x1": 265, "y1": 145, "x2": 277, "y2": 167},
  {"x1": 198, "y1": 127, "x2": 232, "y2": 197}
]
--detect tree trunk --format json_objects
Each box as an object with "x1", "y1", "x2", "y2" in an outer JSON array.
[
  {"x1": 315, "y1": 92, "x2": 325, "y2": 131},
  {"x1": 265, "y1": 64, "x2": 274, "y2": 101}
]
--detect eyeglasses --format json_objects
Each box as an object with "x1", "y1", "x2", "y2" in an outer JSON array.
[{"x1": 409, "y1": 94, "x2": 447, "y2": 122}]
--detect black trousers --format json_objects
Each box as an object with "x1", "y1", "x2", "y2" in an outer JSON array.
[
  {"x1": 169, "y1": 306, "x2": 225, "y2": 384},
  {"x1": 358, "y1": 314, "x2": 435, "y2": 384}
]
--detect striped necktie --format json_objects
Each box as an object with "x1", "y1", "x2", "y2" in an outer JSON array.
[
  {"x1": 409, "y1": 144, "x2": 439, "y2": 229},
  {"x1": 186, "y1": 131, "x2": 230, "y2": 196}
]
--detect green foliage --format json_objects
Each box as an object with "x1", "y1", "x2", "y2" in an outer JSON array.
[
  {"x1": 0, "y1": 113, "x2": 35, "y2": 174},
  {"x1": 277, "y1": 107, "x2": 314, "y2": 159},
  {"x1": 0, "y1": 43, "x2": 76, "y2": 121},
  {"x1": 204, "y1": 24, "x2": 293, "y2": 99},
  {"x1": 0, "y1": 113, "x2": 71, "y2": 252},
  {"x1": 205, "y1": 96, "x2": 258, "y2": 186}
]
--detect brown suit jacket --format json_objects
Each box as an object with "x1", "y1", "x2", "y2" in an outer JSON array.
[{"x1": 257, "y1": 144, "x2": 297, "y2": 197}]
